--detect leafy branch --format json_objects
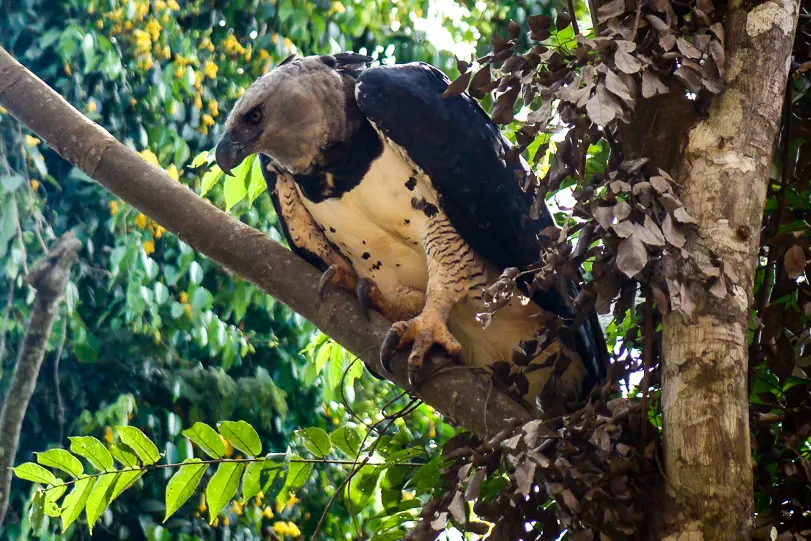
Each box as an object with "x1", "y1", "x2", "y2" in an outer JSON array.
[{"x1": 13, "y1": 421, "x2": 426, "y2": 535}]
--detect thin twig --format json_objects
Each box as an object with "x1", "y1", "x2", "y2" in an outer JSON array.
[
  {"x1": 52, "y1": 315, "x2": 67, "y2": 444},
  {"x1": 566, "y1": 0, "x2": 580, "y2": 35}
]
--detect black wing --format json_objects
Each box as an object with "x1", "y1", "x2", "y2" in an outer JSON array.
[{"x1": 355, "y1": 62, "x2": 607, "y2": 388}]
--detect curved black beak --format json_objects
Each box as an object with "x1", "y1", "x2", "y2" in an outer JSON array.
[{"x1": 215, "y1": 132, "x2": 248, "y2": 176}]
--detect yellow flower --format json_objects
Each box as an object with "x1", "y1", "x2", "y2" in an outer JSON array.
[
  {"x1": 221, "y1": 517, "x2": 230, "y2": 527},
  {"x1": 283, "y1": 38, "x2": 294, "y2": 51},
  {"x1": 167, "y1": 0, "x2": 180, "y2": 10},
  {"x1": 133, "y1": 29, "x2": 152, "y2": 55},
  {"x1": 129, "y1": 98, "x2": 137, "y2": 108},
  {"x1": 428, "y1": 421, "x2": 436, "y2": 439},
  {"x1": 103, "y1": 426, "x2": 114, "y2": 443},
  {"x1": 198, "y1": 493, "x2": 207, "y2": 512},
  {"x1": 203, "y1": 60, "x2": 218, "y2": 79},
  {"x1": 0, "y1": 105, "x2": 6, "y2": 114},
  {"x1": 30, "y1": 180, "x2": 40, "y2": 191},
  {"x1": 143, "y1": 239, "x2": 155, "y2": 255},
  {"x1": 174, "y1": 65, "x2": 185, "y2": 79},
  {"x1": 166, "y1": 164, "x2": 179, "y2": 181},
  {"x1": 139, "y1": 149, "x2": 160, "y2": 167},
  {"x1": 231, "y1": 500, "x2": 243, "y2": 515},
  {"x1": 331, "y1": 1, "x2": 346, "y2": 14},
  {"x1": 285, "y1": 493, "x2": 298, "y2": 510},
  {"x1": 137, "y1": 56, "x2": 154, "y2": 71},
  {"x1": 193, "y1": 70, "x2": 202, "y2": 90},
  {"x1": 201, "y1": 114, "x2": 215, "y2": 128},
  {"x1": 257, "y1": 49, "x2": 270, "y2": 61},
  {"x1": 207, "y1": 100, "x2": 219, "y2": 117},
  {"x1": 272, "y1": 522, "x2": 288, "y2": 536},
  {"x1": 146, "y1": 19, "x2": 161, "y2": 41},
  {"x1": 402, "y1": 490, "x2": 415, "y2": 501},
  {"x1": 179, "y1": 291, "x2": 188, "y2": 304},
  {"x1": 155, "y1": 0, "x2": 167, "y2": 9},
  {"x1": 262, "y1": 505, "x2": 274, "y2": 518},
  {"x1": 184, "y1": 303, "x2": 192, "y2": 315},
  {"x1": 24, "y1": 135, "x2": 40, "y2": 148},
  {"x1": 124, "y1": 21, "x2": 133, "y2": 31},
  {"x1": 194, "y1": 95, "x2": 203, "y2": 110},
  {"x1": 152, "y1": 224, "x2": 166, "y2": 239},
  {"x1": 109, "y1": 200, "x2": 119, "y2": 214},
  {"x1": 286, "y1": 522, "x2": 301, "y2": 537},
  {"x1": 211, "y1": 517, "x2": 219, "y2": 527},
  {"x1": 64, "y1": 63, "x2": 72, "y2": 76},
  {"x1": 87, "y1": 100, "x2": 97, "y2": 113},
  {"x1": 161, "y1": 44, "x2": 171, "y2": 59},
  {"x1": 222, "y1": 34, "x2": 246, "y2": 56},
  {"x1": 134, "y1": 212, "x2": 148, "y2": 229},
  {"x1": 271, "y1": 33, "x2": 279, "y2": 45},
  {"x1": 134, "y1": 0, "x2": 149, "y2": 20},
  {"x1": 95, "y1": 19, "x2": 104, "y2": 29},
  {"x1": 169, "y1": 102, "x2": 178, "y2": 116}
]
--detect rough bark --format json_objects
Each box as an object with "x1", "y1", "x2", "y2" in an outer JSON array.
[
  {"x1": 657, "y1": 1, "x2": 800, "y2": 539},
  {"x1": 0, "y1": 231, "x2": 81, "y2": 527},
  {"x1": 0, "y1": 46, "x2": 532, "y2": 442}
]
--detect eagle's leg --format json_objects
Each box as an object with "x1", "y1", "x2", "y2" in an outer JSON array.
[{"x1": 380, "y1": 215, "x2": 488, "y2": 385}]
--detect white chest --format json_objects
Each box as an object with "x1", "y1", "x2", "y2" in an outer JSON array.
[{"x1": 297, "y1": 141, "x2": 439, "y2": 296}]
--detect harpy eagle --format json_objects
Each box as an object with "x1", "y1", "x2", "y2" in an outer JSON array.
[{"x1": 215, "y1": 53, "x2": 607, "y2": 401}]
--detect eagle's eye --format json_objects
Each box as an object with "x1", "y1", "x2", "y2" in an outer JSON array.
[{"x1": 245, "y1": 107, "x2": 263, "y2": 125}]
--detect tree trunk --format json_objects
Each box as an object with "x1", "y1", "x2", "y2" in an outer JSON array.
[
  {"x1": 0, "y1": 231, "x2": 81, "y2": 527},
  {"x1": 658, "y1": 0, "x2": 800, "y2": 538}
]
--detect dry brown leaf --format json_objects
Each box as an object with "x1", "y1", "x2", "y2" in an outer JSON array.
[
  {"x1": 561, "y1": 488, "x2": 580, "y2": 511},
  {"x1": 491, "y1": 85, "x2": 520, "y2": 124},
  {"x1": 586, "y1": 85, "x2": 622, "y2": 125},
  {"x1": 635, "y1": 216, "x2": 666, "y2": 246},
  {"x1": 515, "y1": 460, "x2": 537, "y2": 496},
  {"x1": 645, "y1": 14, "x2": 670, "y2": 33},
  {"x1": 662, "y1": 214, "x2": 686, "y2": 248},
  {"x1": 448, "y1": 491, "x2": 466, "y2": 524},
  {"x1": 784, "y1": 245, "x2": 807, "y2": 279},
  {"x1": 593, "y1": 205, "x2": 615, "y2": 229},
  {"x1": 605, "y1": 69, "x2": 633, "y2": 103},
  {"x1": 710, "y1": 22, "x2": 725, "y2": 44},
  {"x1": 613, "y1": 200, "x2": 632, "y2": 220},
  {"x1": 611, "y1": 180, "x2": 632, "y2": 193},
  {"x1": 613, "y1": 220, "x2": 635, "y2": 238},
  {"x1": 615, "y1": 39, "x2": 637, "y2": 53},
  {"x1": 709, "y1": 278, "x2": 727, "y2": 297},
  {"x1": 617, "y1": 233, "x2": 648, "y2": 277},
  {"x1": 660, "y1": 33, "x2": 677, "y2": 51},
  {"x1": 430, "y1": 512, "x2": 448, "y2": 531},
  {"x1": 441, "y1": 71, "x2": 472, "y2": 97},
  {"x1": 597, "y1": 0, "x2": 626, "y2": 22},
  {"x1": 469, "y1": 65, "x2": 492, "y2": 99},
  {"x1": 675, "y1": 66, "x2": 703, "y2": 93},
  {"x1": 465, "y1": 468, "x2": 487, "y2": 501},
  {"x1": 615, "y1": 48, "x2": 642, "y2": 74},
  {"x1": 677, "y1": 37, "x2": 702, "y2": 59},
  {"x1": 650, "y1": 175, "x2": 671, "y2": 193},
  {"x1": 633, "y1": 181, "x2": 652, "y2": 194},
  {"x1": 673, "y1": 206, "x2": 698, "y2": 224},
  {"x1": 642, "y1": 70, "x2": 669, "y2": 98},
  {"x1": 709, "y1": 39, "x2": 726, "y2": 76},
  {"x1": 507, "y1": 19, "x2": 520, "y2": 39}
]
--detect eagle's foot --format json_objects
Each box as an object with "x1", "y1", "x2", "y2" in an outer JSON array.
[
  {"x1": 317, "y1": 264, "x2": 357, "y2": 301},
  {"x1": 379, "y1": 312, "x2": 463, "y2": 386}
]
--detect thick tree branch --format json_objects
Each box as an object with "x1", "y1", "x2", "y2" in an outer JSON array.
[
  {"x1": 0, "y1": 231, "x2": 81, "y2": 527},
  {"x1": 0, "y1": 47, "x2": 531, "y2": 443}
]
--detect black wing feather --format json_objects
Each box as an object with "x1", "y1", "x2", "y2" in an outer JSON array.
[{"x1": 355, "y1": 62, "x2": 607, "y2": 387}]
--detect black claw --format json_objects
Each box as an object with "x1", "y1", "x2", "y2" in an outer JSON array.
[
  {"x1": 380, "y1": 328, "x2": 401, "y2": 373},
  {"x1": 317, "y1": 265, "x2": 337, "y2": 301},
  {"x1": 356, "y1": 278, "x2": 373, "y2": 320},
  {"x1": 407, "y1": 357, "x2": 423, "y2": 387}
]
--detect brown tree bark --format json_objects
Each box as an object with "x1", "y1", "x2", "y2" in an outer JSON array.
[
  {"x1": 0, "y1": 231, "x2": 81, "y2": 527},
  {"x1": 0, "y1": 47, "x2": 531, "y2": 442},
  {"x1": 656, "y1": 0, "x2": 800, "y2": 538}
]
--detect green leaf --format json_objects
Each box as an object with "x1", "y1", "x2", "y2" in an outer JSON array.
[
  {"x1": 43, "y1": 484, "x2": 66, "y2": 517},
  {"x1": 116, "y1": 426, "x2": 160, "y2": 466},
  {"x1": 85, "y1": 472, "x2": 119, "y2": 532},
  {"x1": 14, "y1": 462, "x2": 58, "y2": 485},
  {"x1": 60, "y1": 477, "x2": 94, "y2": 532},
  {"x1": 69, "y1": 436, "x2": 113, "y2": 472},
  {"x1": 296, "y1": 427, "x2": 332, "y2": 458},
  {"x1": 191, "y1": 150, "x2": 213, "y2": 168},
  {"x1": 218, "y1": 420, "x2": 262, "y2": 457},
  {"x1": 182, "y1": 422, "x2": 225, "y2": 458},
  {"x1": 164, "y1": 459, "x2": 208, "y2": 522},
  {"x1": 242, "y1": 459, "x2": 280, "y2": 503},
  {"x1": 223, "y1": 155, "x2": 252, "y2": 211},
  {"x1": 370, "y1": 531, "x2": 408, "y2": 541},
  {"x1": 206, "y1": 462, "x2": 244, "y2": 524},
  {"x1": 347, "y1": 464, "x2": 381, "y2": 510},
  {"x1": 30, "y1": 492, "x2": 46, "y2": 530},
  {"x1": 110, "y1": 443, "x2": 139, "y2": 468},
  {"x1": 331, "y1": 426, "x2": 363, "y2": 458},
  {"x1": 109, "y1": 469, "x2": 144, "y2": 504},
  {"x1": 247, "y1": 157, "x2": 268, "y2": 204},
  {"x1": 344, "y1": 356, "x2": 364, "y2": 389},
  {"x1": 36, "y1": 449, "x2": 84, "y2": 479},
  {"x1": 283, "y1": 454, "x2": 313, "y2": 492},
  {"x1": 200, "y1": 164, "x2": 223, "y2": 196}
]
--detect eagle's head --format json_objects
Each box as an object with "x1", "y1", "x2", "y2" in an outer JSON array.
[{"x1": 215, "y1": 55, "x2": 363, "y2": 175}]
